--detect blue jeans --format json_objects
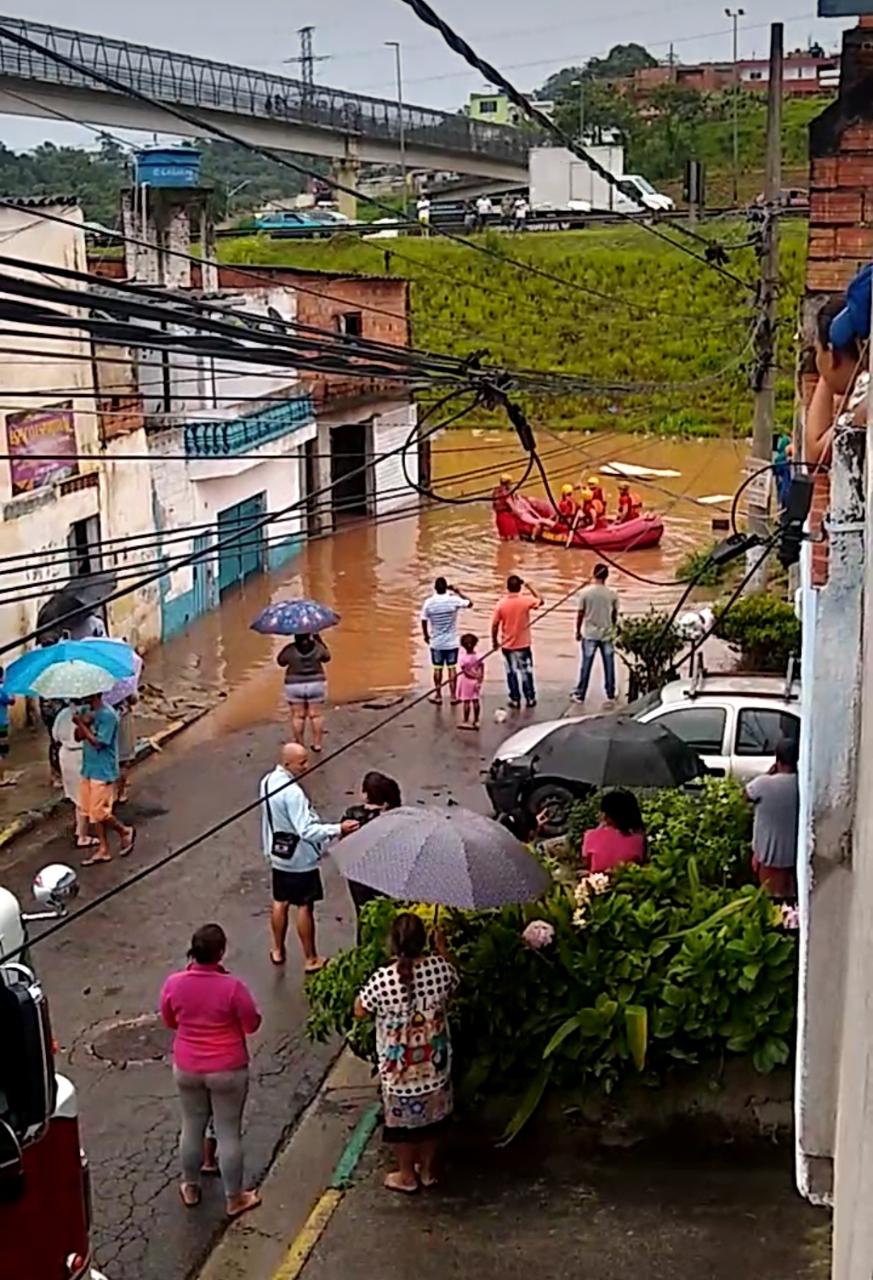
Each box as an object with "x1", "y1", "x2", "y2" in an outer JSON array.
[
  {"x1": 575, "y1": 639, "x2": 616, "y2": 700},
  {"x1": 503, "y1": 647, "x2": 535, "y2": 705}
]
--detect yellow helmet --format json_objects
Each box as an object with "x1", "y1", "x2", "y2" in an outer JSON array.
[
  {"x1": 619, "y1": 481, "x2": 630, "y2": 491},
  {"x1": 561, "y1": 484, "x2": 574, "y2": 496},
  {"x1": 500, "y1": 473, "x2": 513, "y2": 484},
  {"x1": 587, "y1": 475, "x2": 599, "y2": 487},
  {"x1": 580, "y1": 487, "x2": 593, "y2": 501}
]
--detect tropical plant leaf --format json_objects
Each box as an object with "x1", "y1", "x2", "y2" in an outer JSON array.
[
  {"x1": 497, "y1": 1063, "x2": 553, "y2": 1146},
  {"x1": 625, "y1": 1005, "x2": 648, "y2": 1072}
]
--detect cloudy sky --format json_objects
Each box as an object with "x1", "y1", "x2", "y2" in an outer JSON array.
[{"x1": 2, "y1": 0, "x2": 852, "y2": 150}]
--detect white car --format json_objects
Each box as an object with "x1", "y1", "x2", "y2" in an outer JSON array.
[{"x1": 486, "y1": 672, "x2": 801, "y2": 821}]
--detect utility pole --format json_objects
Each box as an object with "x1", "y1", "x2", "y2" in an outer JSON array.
[
  {"x1": 386, "y1": 41, "x2": 408, "y2": 217},
  {"x1": 570, "y1": 78, "x2": 585, "y2": 143},
  {"x1": 725, "y1": 7, "x2": 745, "y2": 207},
  {"x1": 747, "y1": 21, "x2": 783, "y2": 592},
  {"x1": 284, "y1": 26, "x2": 330, "y2": 99}
]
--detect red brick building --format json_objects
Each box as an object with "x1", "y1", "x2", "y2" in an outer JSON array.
[
  {"x1": 801, "y1": 21, "x2": 873, "y2": 584},
  {"x1": 630, "y1": 51, "x2": 838, "y2": 99}
]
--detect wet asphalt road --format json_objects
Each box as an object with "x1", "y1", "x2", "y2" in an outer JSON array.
[{"x1": 2, "y1": 687, "x2": 568, "y2": 1280}]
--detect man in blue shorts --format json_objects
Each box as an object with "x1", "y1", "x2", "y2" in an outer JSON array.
[{"x1": 420, "y1": 576, "x2": 473, "y2": 705}]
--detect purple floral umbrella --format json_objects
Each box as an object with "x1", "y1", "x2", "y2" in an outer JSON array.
[{"x1": 251, "y1": 599, "x2": 340, "y2": 636}]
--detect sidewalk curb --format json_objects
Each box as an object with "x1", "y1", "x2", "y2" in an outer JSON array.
[
  {"x1": 272, "y1": 1104, "x2": 379, "y2": 1280},
  {"x1": 197, "y1": 1047, "x2": 379, "y2": 1280},
  {"x1": 0, "y1": 704, "x2": 212, "y2": 854}
]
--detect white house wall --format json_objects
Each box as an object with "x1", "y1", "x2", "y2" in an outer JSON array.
[{"x1": 372, "y1": 402, "x2": 419, "y2": 515}]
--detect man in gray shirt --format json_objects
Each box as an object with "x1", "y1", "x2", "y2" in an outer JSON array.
[
  {"x1": 571, "y1": 563, "x2": 619, "y2": 704},
  {"x1": 745, "y1": 737, "x2": 799, "y2": 899}
]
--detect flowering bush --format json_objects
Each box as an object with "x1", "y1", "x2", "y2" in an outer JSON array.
[
  {"x1": 306, "y1": 779, "x2": 795, "y2": 1138},
  {"x1": 522, "y1": 919, "x2": 556, "y2": 950}
]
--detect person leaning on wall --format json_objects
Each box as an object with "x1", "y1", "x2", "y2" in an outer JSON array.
[{"x1": 804, "y1": 264, "x2": 871, "y2": 468}]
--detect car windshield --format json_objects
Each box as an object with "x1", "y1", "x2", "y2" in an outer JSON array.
[
  {"x1": 627, "y1": 689, "x2": 663, "y2": 717},
  {"x1": 629, "y1": 176, "x2": 656, "y2": 195}
]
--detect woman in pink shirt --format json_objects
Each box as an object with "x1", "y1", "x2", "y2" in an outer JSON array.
[
  {"x1": 581, "y1": 790, "x2": 646, "y2": 874},
  {"x1": 159, "y1": 923, "x2": 262, "y2": 1217}
]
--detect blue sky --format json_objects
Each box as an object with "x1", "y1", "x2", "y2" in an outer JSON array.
[{"x1": 1, "y1": 0, "x2": 852, "y2": 150}]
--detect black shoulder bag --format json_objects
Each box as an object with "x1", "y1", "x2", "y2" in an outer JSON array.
[{"x1": 263, "y1": 781, "x2": 300, "y2": 861}]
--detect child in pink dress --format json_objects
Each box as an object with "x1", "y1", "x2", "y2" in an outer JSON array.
[{"x1": 456, "y1": 633, "x2": 485, "y2": 730}]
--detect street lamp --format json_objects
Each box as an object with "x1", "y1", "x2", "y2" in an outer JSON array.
[
  {"x1": 570, "y1": 77, "x2": 586, "y2": 143},
  {"x1": 725, "y1": 7, "x2": 745, "y2": 207},
  {"x1": 385, "y1": 41, "x2": 408, "y2": 217}
]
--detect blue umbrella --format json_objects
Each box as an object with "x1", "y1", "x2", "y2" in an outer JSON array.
[
  {"x1": 3, "y1": 639, "x2": 136, "y2": 695},
  {"x1": 251, "y1": 599, "x2": 340, "y2": 636}
]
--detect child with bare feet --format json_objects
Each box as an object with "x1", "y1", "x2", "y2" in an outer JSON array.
[{"x1": 456, "y1": 633, "x2": 484, "y2": 731}]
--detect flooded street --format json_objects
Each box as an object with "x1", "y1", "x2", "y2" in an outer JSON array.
[{"x1": 146, "y1": 431, "x2": 745, "y2": 730}]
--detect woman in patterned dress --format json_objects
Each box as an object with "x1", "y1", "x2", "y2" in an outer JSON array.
[{"x1": 354, "y1": 913, "x2": 459, "y2": 1193}]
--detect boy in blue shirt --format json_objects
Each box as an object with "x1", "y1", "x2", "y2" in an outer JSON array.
[{"x1": 74, "y1": 693, "x2": 135, "y2": 865}]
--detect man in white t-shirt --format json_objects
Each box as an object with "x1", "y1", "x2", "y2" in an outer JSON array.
[
  {"x1": 420, "y1": 576, "x2": 472, "y2": 705},
  {"x1": 416, "y1": 194, "x2": 431, "y2": 236},
  {"x1": 475, "y1": 194, "x2": 492, "y2": 229}
]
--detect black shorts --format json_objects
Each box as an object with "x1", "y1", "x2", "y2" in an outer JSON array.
[{"x1": 271, "y1": 867, "x2": 324, "y2": 906}]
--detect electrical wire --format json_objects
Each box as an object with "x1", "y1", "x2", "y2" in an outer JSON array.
[
  {"x1": 0, "y1": 23, "x2": 754, "y2": 332},
  {"x1": 13, "y1": 562, "x2": 595, "y2": 964},
  {"x1": 0, "y1": 391, "x2": 463, "y2": 654},
  {"x1": 393, "y1": 0, "x2": 755, "y2": 289}
]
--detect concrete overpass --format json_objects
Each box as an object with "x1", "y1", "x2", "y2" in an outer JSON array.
[{"x1": 0, "y1": 15, "x2": 531, "y2": 197}]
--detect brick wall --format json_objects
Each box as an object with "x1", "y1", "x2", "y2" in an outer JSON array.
[{"x1": 804, "y1": 23, "x2": 873, "y2": 586}]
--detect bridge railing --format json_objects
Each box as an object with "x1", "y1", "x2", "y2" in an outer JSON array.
[{"x1": 0, "y1": 16, "x2": 532, "y2": 164}]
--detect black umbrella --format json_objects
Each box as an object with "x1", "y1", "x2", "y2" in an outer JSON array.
[
  {"x1": 36, "y1": 571, "x2": 118, "y2": 643},
  {"x1": 532, "y1": 714, "x2": 705, "y2": 789}
]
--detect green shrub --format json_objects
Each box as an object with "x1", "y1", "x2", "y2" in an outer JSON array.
[
  {"x1": 306, "y1": 780, "x2": 794, "y2": 1135},
  {"x1": 714, "y1": 593, "x2": 800, "y2": 671},
  {"x1": 614, "y1": 609, "x2": 684, "y2": 698}
]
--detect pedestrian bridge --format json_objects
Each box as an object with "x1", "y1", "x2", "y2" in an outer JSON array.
[{"x1": 0, "y1": 16, "x2": 531, "y2": 182}]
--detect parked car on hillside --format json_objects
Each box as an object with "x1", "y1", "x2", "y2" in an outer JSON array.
[{"x1": 486, "y1": 671, "x2": 802, "y2": 823}]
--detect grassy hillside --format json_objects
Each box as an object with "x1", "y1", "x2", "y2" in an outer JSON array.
[{"x1": 220, "y1": 222, "x2": 806, "y2": 436}]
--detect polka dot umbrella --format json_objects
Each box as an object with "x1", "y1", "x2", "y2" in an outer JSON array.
[
  {"x1": 250, "y1": 599, "x2": 340, "y2": 636},
  {"x1": 30, "y1": 660, "x2": 116, "y2": 699},
  {"x1": 331, "y1": 805, "x2": 550, "y2": 910}
]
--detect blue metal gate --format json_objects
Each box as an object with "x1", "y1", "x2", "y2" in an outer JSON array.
[{"x1": 217, "y1": 493, "x2": 266, "y2": 596}]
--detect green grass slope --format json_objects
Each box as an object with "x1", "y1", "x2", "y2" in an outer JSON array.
[{"x1": 221, "y1": 222, "x2": 806, "y2": 436}]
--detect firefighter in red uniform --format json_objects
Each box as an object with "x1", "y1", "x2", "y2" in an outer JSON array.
[
  {"x1": 587, "y1": 475, "x2": 607, "y2": 515},
  {"x1": 557, "y1": 484, "x2": 577, "y2": 523},
  {"x1": 617, "y1": 482, "x2": 642, "y2": 523},
  {"x1": 492, "y1": 473, "x2": 519, "y2": 540}
]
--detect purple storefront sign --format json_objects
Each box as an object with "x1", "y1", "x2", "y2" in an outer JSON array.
[{"x1": 6, "y1": 402, "x2": 79, "y2": 496}]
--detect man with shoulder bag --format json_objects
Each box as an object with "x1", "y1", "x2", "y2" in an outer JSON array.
[{"x1": 260, "y1": 742, "x2": 358, "y2": 973}]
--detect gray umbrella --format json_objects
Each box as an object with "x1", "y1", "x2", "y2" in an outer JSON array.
[{"x1": 332, "y1": 805, "x2": 550, "y2": 909}]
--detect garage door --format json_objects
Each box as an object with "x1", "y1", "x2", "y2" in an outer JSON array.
[{"x1": 217, "y1": 493, "x2": 266, "y2": 596}]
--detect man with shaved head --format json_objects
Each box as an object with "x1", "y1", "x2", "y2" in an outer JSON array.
[{"x1": 260, "y1": 742, "x2": 358, "y2": 972}]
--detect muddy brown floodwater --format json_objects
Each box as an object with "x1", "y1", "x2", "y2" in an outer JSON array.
[{"x1": 146, "y1": 431, "x2": 746, "y2": 734}]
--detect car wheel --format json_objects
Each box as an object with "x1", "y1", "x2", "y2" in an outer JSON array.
[{"x1": 525, "y1": 782, "x2": 579, "y2": 836}]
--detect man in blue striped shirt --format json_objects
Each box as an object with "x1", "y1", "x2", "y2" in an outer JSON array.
[
  {"x1": 260, "y1": 742, "x2": 358, "y2": 972},
  {"x1": 420, "y1": 576, "x2": 473, "y2": 705}
]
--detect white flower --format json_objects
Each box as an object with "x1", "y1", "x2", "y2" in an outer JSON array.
[
  {"x1": 522, "y1": 919, "x2": 556, "y2": 950},
  {"x1": 780, "y1": 904, "x2": 800, "y2": 931},
  {"x1": 587, "y1": 872, "x2": 611, "y2": 896},
  {"x1": 572, "y1": 907, "x2": 589, "y2": 930}
]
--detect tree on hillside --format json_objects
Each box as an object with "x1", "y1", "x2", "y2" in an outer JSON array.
[
  {"x1": 538, "y1": 45, "x2": 656, "y2": 100},
  {"x1": 585, "y1": 43, "x2": 657, "y2": 81},
  {"x1": 552, "y1": 81, "x2": 638, "y2": 144}
]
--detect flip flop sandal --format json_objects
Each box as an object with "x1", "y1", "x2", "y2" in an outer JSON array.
[
  {"x1": 119, "y1": 828, "x2": 137, "y2": 857},
  {"x1": 179, "y1": 1184, "x2": 201, "y2": 1208},
  {"x1": 270, "y1": 950, "x2": 286, "y2": 966},
  {"x1": 383, "y1": 1178, "x2": 419, "y2": 1196},
  {"x1": 227, "y1": 1191, "x2": 261, "y2": 1220},
  {"x1": 81, "y1": 854, "x2": 112, "y2": 867}
]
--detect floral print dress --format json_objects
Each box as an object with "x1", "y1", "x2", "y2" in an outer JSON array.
[{"x1": 358, "y1": 955, "x2": 459, "y2": 1131}]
